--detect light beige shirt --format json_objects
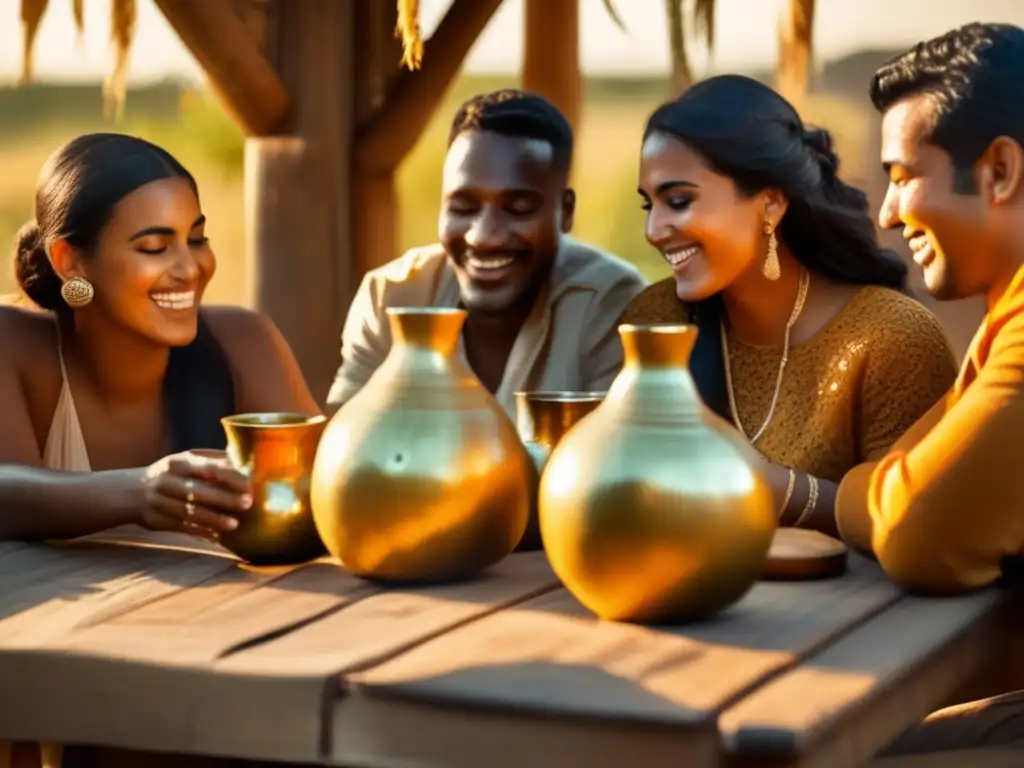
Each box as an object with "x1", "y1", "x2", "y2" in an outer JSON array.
[{"x1": 327, "y1": 236, "x2": 648, "y2": 417}]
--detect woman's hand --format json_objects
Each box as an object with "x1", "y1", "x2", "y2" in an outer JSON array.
[{"x1": 139, "y1": 451, "x2": 252, "y2": 542}]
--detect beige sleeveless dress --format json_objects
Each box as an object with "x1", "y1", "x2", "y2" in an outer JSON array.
[
  {"x1": 0, "y1": 334, "x2": 90, "y2": 768},
  {"x1": 42, "y1": 330, "x2": 92, "y2": 473}
]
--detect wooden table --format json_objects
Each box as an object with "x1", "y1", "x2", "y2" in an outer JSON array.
[{"x1": 0, "y1": 526, "x2": 1015, "y2": 768}]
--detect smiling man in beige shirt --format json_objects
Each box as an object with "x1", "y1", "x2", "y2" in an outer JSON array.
[{"x1": 326, "y1": 89, "x2": 647, "y2": 417}]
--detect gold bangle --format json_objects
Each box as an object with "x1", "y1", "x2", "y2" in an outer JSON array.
[
  {"x1": 780, "y1": 468, "x2": 796, "y2": 519},
  {"x1": 793, "y1": 474, "x2": 819, "y2": 528}
]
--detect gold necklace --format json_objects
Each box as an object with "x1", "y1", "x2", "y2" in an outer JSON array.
[{"x1": 721, "y1": 268, "x2": 810, "y2": 445}]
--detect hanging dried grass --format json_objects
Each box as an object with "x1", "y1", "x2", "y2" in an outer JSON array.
[
  {"x1": 102, "y1": 0, "x2": 137, "y2": 119},
  {"x1": 664, "y1": 0, "x2": 718, "y2": 94},
  {"x1": 777, "y1": 0, "x2": 815, "y2": 105},
  {"x1": 72, "y1": 0, "x2": 84, "y2": 37},
  {"x1": 665, "y1": 0, "x2": 689, "y2": 93},
  {"x1": 20, "y1": 0, "x2": 50, "y2": 84},
  {"x1": 601, "y1": 0, "x2": 627, "y2": 32},
  {"x1": 395, "y1": 0, "x2": 423, "y2": 71},
  {"x1": 694, "y1": 0, "x2": 715, "y2": 50}
]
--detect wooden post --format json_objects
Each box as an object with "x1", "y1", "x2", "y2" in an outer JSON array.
[
  {"x1": 245, "y1": 0, "x2": 355, "y2": 406},
  {"x1": 522, "y1": 0, "x2": 581, "y2": 132},
  {"x1": 350, "y1": 0, "x2": 405, "y2": 281}
]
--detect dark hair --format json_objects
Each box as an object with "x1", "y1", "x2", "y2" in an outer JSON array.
[
  {"x1": 643, "y1": 75, "x2": 908, "y2": 421},
  {"x1": 448, "y1": 88, "x2": 574, "y2": 175},
  {"x1": 11, "y1": 133, "x2": 234, "y2": 452},
  {"x1": 870, "y1": 22, "x2": 1024, "y2": 194}
]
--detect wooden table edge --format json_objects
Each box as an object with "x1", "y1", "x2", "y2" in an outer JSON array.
[
  {"x1": 718, "y1": 588, "x2": 1017, "y2": 768},
  {"x1": 331, "y1": 686, "x2": 723, "y2": 768}
]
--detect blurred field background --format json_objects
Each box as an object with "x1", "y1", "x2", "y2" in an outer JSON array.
[
  {"x1": 0, "y1": 70, "x2": 870, "y2": 298},
  {"x1": 0, "y1": 56, "x2": 984, "y2": 356}
]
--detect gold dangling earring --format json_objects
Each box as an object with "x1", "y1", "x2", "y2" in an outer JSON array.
[
  {"x1": 60, "y1": 276, "x2": 95, "y2": 308},
  {"x1": 762, "y1": 221, "x2": 781, "y2": 281}
]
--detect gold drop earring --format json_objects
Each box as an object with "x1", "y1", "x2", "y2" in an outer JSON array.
[{"x1": 762, "y1": 221, "x2": 780, "y2": 281}]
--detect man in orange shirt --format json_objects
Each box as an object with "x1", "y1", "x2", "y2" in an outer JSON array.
[{"x1": 834, "y1": 22, "x2": 1024, "y2": 761}]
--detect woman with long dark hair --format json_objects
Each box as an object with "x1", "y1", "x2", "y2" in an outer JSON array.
[
  {"x1": 0, "y1": 133, "x2": 318, "y2": 547},
  {"x1": 621, "y1": 75, "x2": 957, "y2": 536}
]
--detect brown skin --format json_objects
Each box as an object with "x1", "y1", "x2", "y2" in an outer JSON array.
[
  {"x1": 0, "y1": 178, "x2": 318, "y2": 543},
  {"x1": 637, "y1": 132, "x2": 858, "y2": 535},
  {"x1": 879, "y1": 94, "x2": 1024, "y2": 309},
  {"x1": 439, "y1": 129, "x2": 574, "y2": 393}
]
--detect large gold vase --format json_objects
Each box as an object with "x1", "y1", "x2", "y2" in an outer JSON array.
[
  {"x1": 310, "y1": 307, "x2": 531, "y2": 583},
  {"x1": 514, "y1": 391, "x2": 604, "y2": 551},
  {"x1": 538, "y1": 324, "x2": 776, "y2": 623},
  {"x1": 220, "y1": 412, "x2": 328, "y2": 565}
]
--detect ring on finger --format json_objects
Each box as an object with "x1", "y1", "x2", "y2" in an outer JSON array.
[{"x1": 184, "y1": 479, "x2": 196, "y2": 517}]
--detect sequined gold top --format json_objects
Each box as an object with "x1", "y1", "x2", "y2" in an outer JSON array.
[{"x1": 619, "y1": 279, "x2": 958, "y2": 483}]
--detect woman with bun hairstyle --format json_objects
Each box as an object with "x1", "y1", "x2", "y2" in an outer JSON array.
[
  {"x1": 0, "y1": 133, "x2": 318, "y2": 545},
  {"x1": 621, "y1": 75, "x2": 957, "y2": 537}
]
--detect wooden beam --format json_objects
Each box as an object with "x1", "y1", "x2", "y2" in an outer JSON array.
[
  {"x1": 352, "y1": 169, "x2": 400, "y2": 278},
  {"x1": 231, "y1": 0, "x2": 269, "y2": 51},
  {"x1": 351, "y1": 1, "x2": 405, "y2": 277},
  {"x1": 352, "y1": 0, "x2": 405, "y2": 124},
  {"x1": 245, "y1": 0, "x2": 355, "y2": 406},
  {"x1": 523, "y1": 0, "x2": 581, "y2": 132},
  {"x1": 154, "y1": 0, "x2": 291, "y2": 136},
  {"x1": 355, "y1": 0, "x2": 504, "y2": 172}
]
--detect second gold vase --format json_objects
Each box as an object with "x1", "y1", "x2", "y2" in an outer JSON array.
[{"x1": 538, "y1": 324, "x2": 776, "y2": 623}]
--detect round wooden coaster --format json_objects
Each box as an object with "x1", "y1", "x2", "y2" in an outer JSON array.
[{"x1": 761, "y1": 528, "x2": 848, "y2": 581}]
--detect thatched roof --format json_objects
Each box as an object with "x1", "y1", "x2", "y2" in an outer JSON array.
[
  {"x1": 18, "y1": 0, "x2": 815, "y2": 112},
  {"x1": 394, "y1": 0, "x2": 812, "y2": 102}
]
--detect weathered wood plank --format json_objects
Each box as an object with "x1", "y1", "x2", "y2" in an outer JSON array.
[
  {"x1": 345, "y1": 555, "x2": 899, "y2": 721},
  {"x1": 0, "y1": 541, "x2": 236, "y2": 645},
  {"x1": 0, "y1": 651, "x2": 332, "y2": 764},
  {"x1": 208, "y1": 551, "x2": 560, "y2": 765},
  {"x1": 56, "y1": 558, "x2": 374, "y2": 662},
  {"x1": 220, "y1": 551, "x2": 561, "y2": 676},
  {"x1": 0, "y1": 553, "x2": 557, "y2": 763},
  {"x1": 333, "y1": 695, "x2": 719, "y2": 768},
  {"x1": 719, "y1": 589, "x2": 1013, "y2": 768},
  {"x1": 865, "y1": 748, "x2": 1022, "y2": 767},
  {"x1": 0, "y1": 541, "x2": 27, "y2": 561},
  {"x1": 332, "y1": 555, "x2": 901, "y2": 767},
  {"x1": 0, "y1": 537, "x2": 241, "y2": 768},
  {"x1": 0, "y1": 553, "x2": 373, "y2": 762}
]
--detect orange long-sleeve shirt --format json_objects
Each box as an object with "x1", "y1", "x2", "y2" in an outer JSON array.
[{"x1": 836, "y1": 265, "x2": 1024, "y2": 594}]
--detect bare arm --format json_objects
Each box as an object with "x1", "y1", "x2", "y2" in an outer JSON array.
[
  {"x1": 0, "y1": 324, "x2": 144, "y2": 539},
  {"x1": 0, "y1": 466, "x2": 143, "y2": 541},
  {"x1": 205, "y1": 307, "x2": 320, "y2": 415},
  {"x1": 0, "y1": 311, "x2": 250, "y2": 542}
]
